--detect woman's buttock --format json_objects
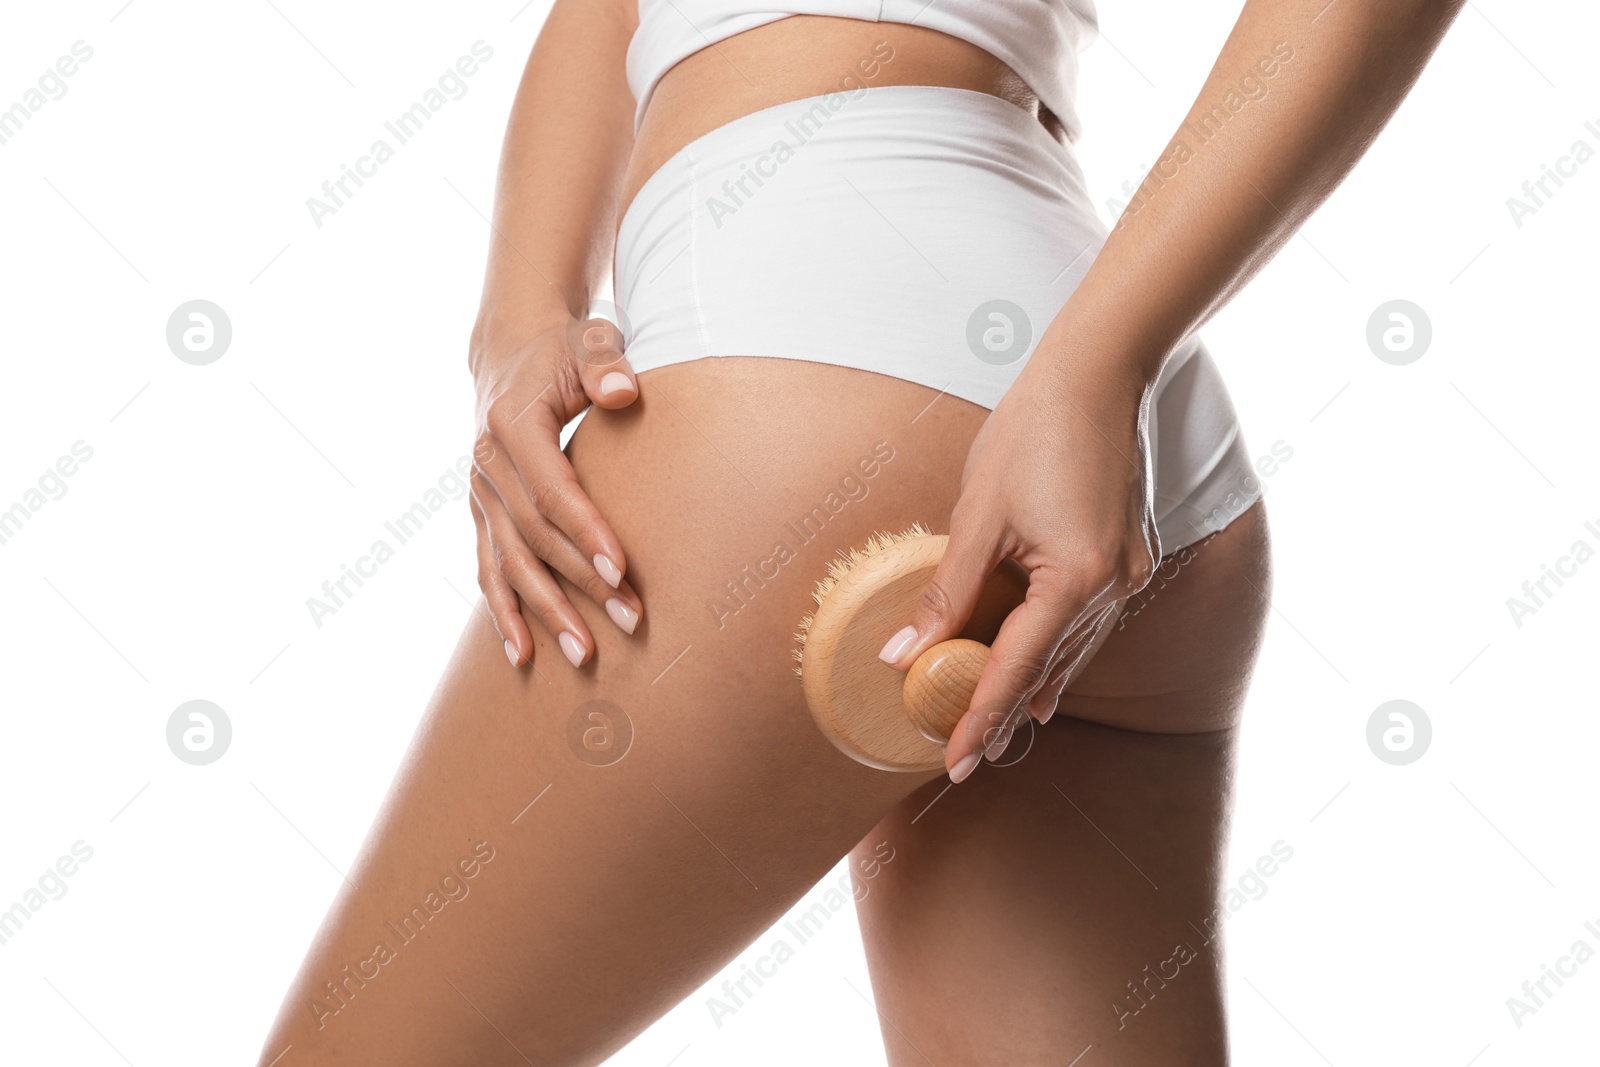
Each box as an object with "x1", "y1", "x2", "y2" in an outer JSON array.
[
  {"x1": 565, "y1": 356, "x2": 1268, "y2": 741},
  {"x1": 568, "y1": 357, "x2": 989, "y2": 629},
  {"x1": 621, "y1": 15, "x2": 1057, "y2": 225}
]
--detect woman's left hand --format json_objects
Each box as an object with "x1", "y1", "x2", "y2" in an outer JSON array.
[{"x1": 877, "y1": 341, "x2": 1162, "y2": 782}]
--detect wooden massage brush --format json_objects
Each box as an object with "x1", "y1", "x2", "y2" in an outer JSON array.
[{"x1": 793, "y1": 523, "x2": 1029, "y2": 772}]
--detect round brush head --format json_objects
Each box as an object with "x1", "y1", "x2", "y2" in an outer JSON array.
[{"x1": 793, "y1": 524, "x2": 1026, "y2": 772}]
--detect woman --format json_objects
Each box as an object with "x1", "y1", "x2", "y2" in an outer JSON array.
[{"x1": 258, "y1": 1, "x2": 1462, "y2": 1062}]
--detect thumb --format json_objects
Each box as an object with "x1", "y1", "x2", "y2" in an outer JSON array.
[
  {"x1": 878, "y1": 508, "x2": 1002, "y2": 670},
  {"x1": 567, "y1": 316, "x2": 639, "y2": 410}
]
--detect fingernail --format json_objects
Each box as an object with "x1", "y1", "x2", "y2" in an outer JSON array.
[
  {"x1": 594, "y1": 553, "x2": 623, "y2": 588},
  {"x1": 984, "y1": 708, "x2": 1024, "y2": 761},
  {"x1": 559, "y1": 631, "x2": 586, "y2": 667},
  {"x1": 599, "y1": 372, "x2": 634, "y2": 398},
  {"x1": 606, "y1": 597, "x2": 639, "y2": 635},
  {"x1": 1029, "y1": 687, "x2": 1057, "y2": 725},
  {"x1": 504, "y1": 639, "x2": 518, "y2": 666},
  {"x1": 949, "y1": 751, "x2": 981, "y2": 784},
  {"x1": 878, "y1": 625, "x2": 917, "y2": 664}
]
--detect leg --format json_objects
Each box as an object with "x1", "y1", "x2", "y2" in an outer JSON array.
[
  {"x1": 257, "y1": 358, "x2": 1007, "y2": 1066},
  {"x1": 852, "y1": 500, "x2": 1271, "y2": 1065}
]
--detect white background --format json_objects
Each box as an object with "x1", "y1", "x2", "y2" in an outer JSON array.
[{"x1": 1, "y1": 1, "x2": 1595, "y2": 1064}]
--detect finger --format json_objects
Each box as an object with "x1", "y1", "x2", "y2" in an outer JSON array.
[
  {"x1": 505, "y1": 482, "x2": 642, "y2": 636},
  {"x1": 981, "y1": 704, "x2": 1032, "y2": 764},
  {"x1": 473, "y1": 479, "x2": 595, "y2": 669},
  {"x1": 943, "y1": 705, "x2": 1017, "y2": 784},
  {"x1": 566, "y1": 317, "x2": 639, "y2": 410},
  {"x1": 470, "y1": 491, "x2": 533, "y2": 667},
  {"x1": 946, "y1": 570, "x2": 1092, "y2": 776},
  {"x1": 878, "y1": 502, "x2": 1005, "y2": 670},
  {"x1": 979, "y1": 570, "x2": 1126, "y2": 716},
  {"x1": 474, "y1": 432, "x2": 637, "y2": 619},
  {"x1": 1025, "y1": 632, "x2": 1085, "y2": 726},
  {"x1": 953, "y1": 564, "x2": 1131, "y2": 771},
  {"x1": 1026, "y1": 602, "x2": 1119, "y2": 724}
]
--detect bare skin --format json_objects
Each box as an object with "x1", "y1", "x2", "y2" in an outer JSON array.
[
  {"x1": 259, "y1": 0, "x2": 1465, "y2": 1061},
  {"x1": 255, "y1": 357, "x2": 1269, "y2": 1065}
]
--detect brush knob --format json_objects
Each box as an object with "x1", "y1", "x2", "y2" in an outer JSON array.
[
  {"x1": 798, "y1": 529, "x2": 1025, "y2": 772},
  {"x1": 903, "y1": 639, "x2": 990, "y2": 744}
]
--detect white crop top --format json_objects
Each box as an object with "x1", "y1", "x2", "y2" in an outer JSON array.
[{"x1": 625, "y1": 0, "x2": 1100, "y2": 142}]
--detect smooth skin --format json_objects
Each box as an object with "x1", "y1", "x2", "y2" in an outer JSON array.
[{"x1": 258, "y1": 1, "x2": 1465, "y2": 1062}]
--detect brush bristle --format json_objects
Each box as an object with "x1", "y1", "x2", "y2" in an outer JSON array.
[{"x1": 791, "y1": 522, "x2": 935, "y2": 678}]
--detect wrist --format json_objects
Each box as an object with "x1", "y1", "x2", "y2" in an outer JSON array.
[
  {"x1": 1029, "y1": 315, "x2": 1163, "y2": 409},
  {"x1": 469, "y1": 301, "x2": 574, "y2": 379},
  {"x1": 1037, "y1": 263, "x2": 1186, "y2": 393}
]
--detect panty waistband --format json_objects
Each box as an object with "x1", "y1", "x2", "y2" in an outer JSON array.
[{"x1": 616, "y1": 83, "x2": 1092, "y2": 256}]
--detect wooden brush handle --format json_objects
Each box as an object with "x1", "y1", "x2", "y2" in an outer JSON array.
[{"x1": 902, "y1": 639, "x2": 991, "y2": 743}]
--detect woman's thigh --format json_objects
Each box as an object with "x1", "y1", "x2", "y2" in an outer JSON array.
[
  {"x1": 851, "y1": 501, "x2": 1271, "y2": 1066},
  {"x1": 257, "y1": 357, "x2": 1003, "y2": 1066}
]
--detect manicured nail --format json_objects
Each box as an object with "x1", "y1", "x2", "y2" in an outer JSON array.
[
  {"x1": 984, "y1": 709, "x2": 1024, "y2": 761},
  {"x1": 949, "y1": 751, "x2": 981, "y2": 784},
  {"x1": 878, "y1": 625, "x2": 917, "y2": 664},
  {"x1": 594, "y1": 553, "x2": 623, "y2": 588},
  {"x1": 503, "y1": 639, "x2": 518, "y2": 666},
  {"x1": 606, "y1": 597, "x2": 639, "y2": 635},
  {"x1": 1029, "y1": 687, "x2": 1057, "y2": 725},
  {"x1": 559, "y1": 631, "x2": 585, "y2": 667},
  {"x1": 599, "y1": 372, "x2": 634, "y2": 398}
]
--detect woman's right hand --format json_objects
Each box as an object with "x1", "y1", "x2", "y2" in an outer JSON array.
[{"x1": 468, "y1": 313, "x2": 644, "y2": 670}]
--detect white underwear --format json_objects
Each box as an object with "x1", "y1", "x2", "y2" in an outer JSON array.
[{"x1": 612, "y1": 84, "x2": 1262, "y2": 554}]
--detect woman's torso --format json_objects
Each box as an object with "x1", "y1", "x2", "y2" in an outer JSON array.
[{"x1": 619, "y1": 15, "x2": 1064, "y2": 228}]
